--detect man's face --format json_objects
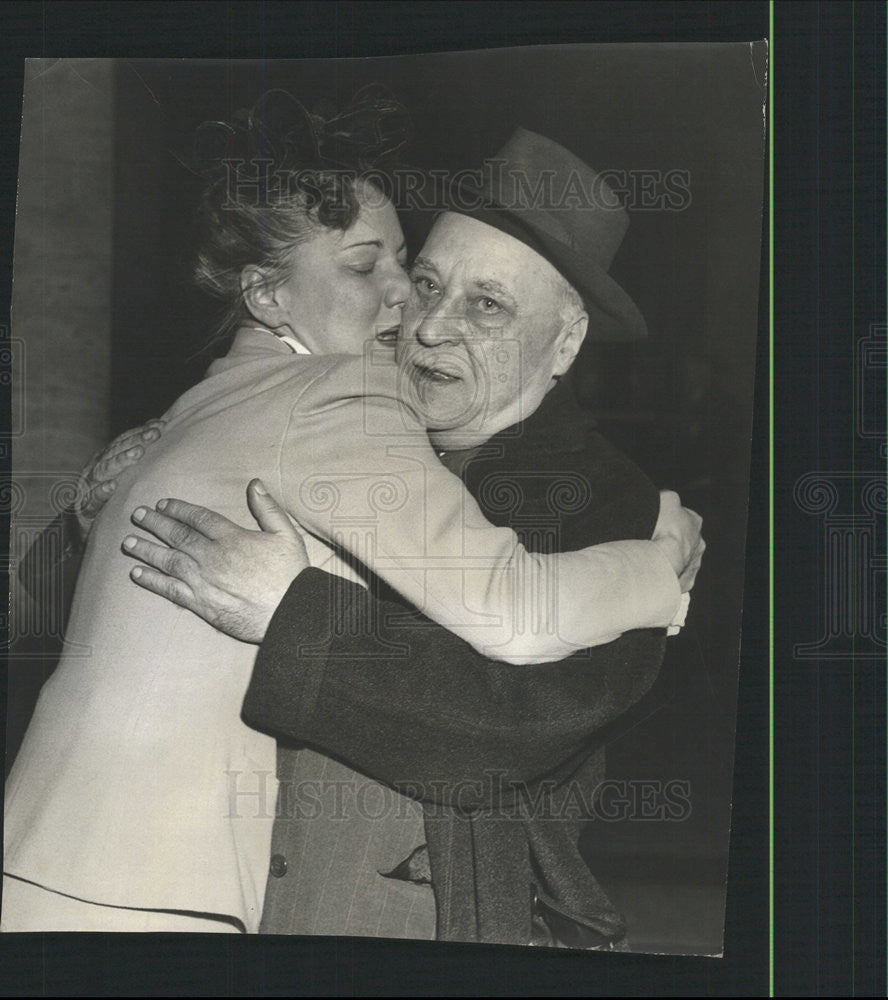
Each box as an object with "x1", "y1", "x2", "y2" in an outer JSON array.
[{"x1": 396, "y1": 213, "x2": 584, "y2": 449}]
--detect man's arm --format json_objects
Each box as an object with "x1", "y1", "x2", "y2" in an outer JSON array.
[
  {"x1": 242, "y1": 566, "x2": 666, "y2": 810},
  {"x1": 17, "y1": 509, "x2": 86, "y2": 633},
  {"x1": 17, "y1": 421, "x2": 164, "y2": 626},
  {"x1": 125, "y1": 484, "x2": 677, "y2": 809}
]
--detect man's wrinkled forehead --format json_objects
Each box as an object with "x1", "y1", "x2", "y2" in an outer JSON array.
[{"x1": 419, "y1": 212, "x2": 564, "y2": 294}]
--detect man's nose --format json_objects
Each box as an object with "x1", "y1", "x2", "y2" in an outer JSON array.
[{"x1": 414, "y1": 303, "x2": 467, "y2": 347}]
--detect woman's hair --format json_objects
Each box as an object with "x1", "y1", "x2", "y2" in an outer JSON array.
[{"x1": 192, "y1": 87, "x2": 410, "y2": 339}]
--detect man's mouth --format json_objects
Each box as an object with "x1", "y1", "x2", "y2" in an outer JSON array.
[{"x1": 412, "y1": 361, "x2": 463, "y2": 383}]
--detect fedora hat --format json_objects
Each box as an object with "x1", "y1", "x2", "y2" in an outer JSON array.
[{"x1": 446, "y1": 127, "x2": 646, "y2": 341}]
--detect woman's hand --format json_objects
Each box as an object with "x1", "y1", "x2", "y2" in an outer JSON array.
[
  {"x1": 122, "y1": 479, "x2": 309, "y2": 643},
  {"x1": 651, "y1": 490, "x2": 706, "y2": 593},
  {"x1": 77, "y1": 420, "x2": 165, "y2": 534}
]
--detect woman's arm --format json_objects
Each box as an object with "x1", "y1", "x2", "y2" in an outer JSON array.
[{"x1": 278, "y1": 355, "x2": 688, "y2": 665}]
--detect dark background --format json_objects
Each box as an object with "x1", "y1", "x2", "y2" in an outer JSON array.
[
  {"x1": 8, "y1": 40, "x2": 762, "y2": 960},
  {"x1": 105, "y1": 45, "x2": 764, "y2": 961},
  {"x1": 0, "y1": 1, "x2": 884, "y2": 996}
]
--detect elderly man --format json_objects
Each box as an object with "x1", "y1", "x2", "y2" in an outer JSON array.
[{"x1": 120, "y1": 128, "x2": 703, "y2": 948}]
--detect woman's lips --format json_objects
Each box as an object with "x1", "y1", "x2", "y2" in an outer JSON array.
[{"x1": 375, "y1": 326, "x2": 400, "y2": 343}]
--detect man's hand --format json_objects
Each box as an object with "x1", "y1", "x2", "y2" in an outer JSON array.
[
  {"x1": 122, "y1": 479, "x2": 309, "y2": 643},
  {"x1": 77, "y1": 420, "x2": 165, "y2": 533},
  {"x1": 652, "y1": 490, "x2": 706, "y2": 593}
]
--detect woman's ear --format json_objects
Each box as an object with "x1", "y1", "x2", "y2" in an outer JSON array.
[
  {"x1": 241, "y1": 266, "x2": 285, "y2": 328},
  {"x1": 552, "y1": 312, "x2": 589, "y2": 378}
]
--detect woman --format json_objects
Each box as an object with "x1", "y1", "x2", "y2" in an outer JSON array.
[{"x1": 3, "y1": 92, "x2": 686, "y2": 933}]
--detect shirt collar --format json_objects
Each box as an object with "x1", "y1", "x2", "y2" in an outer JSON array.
[
  {"x1": 205, "y1": 325, "x2": 311, "y2": 379},
  {"x1": 234, "y1": 325, "x2": 312, "y2": 355}
]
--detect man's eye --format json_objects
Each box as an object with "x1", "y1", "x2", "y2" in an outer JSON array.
[
  {"x1": 477, "y1": 296, "x2": 502, "y2": 314},
  {"x1": 412, "y1": 274, "x2": 439, "y2": 295}
]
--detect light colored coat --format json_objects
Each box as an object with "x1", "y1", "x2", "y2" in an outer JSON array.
[{"x1": 3, "y1": 327, "x2": 680, "y2": 931}]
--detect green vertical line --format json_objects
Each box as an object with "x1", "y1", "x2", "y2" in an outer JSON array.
[
  {"x1": 850, "y1": 4, "x2": 856, "y2": 994},
  {"x1": 815, "y1": 3, "x2": 822, "y2": 992},
  {"x1": 769, "y1": 2, "x2": 775, "y2": 997},
  {"x1": 850, "y1": 3, "x2": 859, "y2": 996}
]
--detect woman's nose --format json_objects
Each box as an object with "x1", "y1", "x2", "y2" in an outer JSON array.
[{"x1": 384, "y1": 266, "x2": 411, "y2": 309}]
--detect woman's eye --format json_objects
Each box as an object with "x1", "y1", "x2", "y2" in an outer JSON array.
[{"x1": 349, "y1": 263, "x2": 376, "y2": 276}]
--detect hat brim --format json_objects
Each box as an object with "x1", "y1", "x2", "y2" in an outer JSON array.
[
  {"x1": 518, "y1": 217, "x2": 648, "y2": 342},
  {"x1": 441, "y1": 185, "x2": 647, "y2": 342}
]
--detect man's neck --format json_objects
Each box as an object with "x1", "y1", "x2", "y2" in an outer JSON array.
[
  {"x1": 431, "y1": 377, "x2": 582, "y2": 459},
  {"x1": 427, "y1": 378, "x2": 566, "y2": 454}
]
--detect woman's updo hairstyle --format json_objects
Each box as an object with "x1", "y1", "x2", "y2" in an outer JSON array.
[{"x1": 193, "y1": 86, "x2": 411, "y2": 337}]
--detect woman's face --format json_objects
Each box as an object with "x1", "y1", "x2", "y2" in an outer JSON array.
[{"x1": 268, "y1": 181, "x2": 410, "y2": 354}]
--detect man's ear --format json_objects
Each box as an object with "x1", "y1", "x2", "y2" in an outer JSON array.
[
  {"x1": 241, "y1": 266, "x2": 286, "y2": 329},
  {"x1": 552, "y1": 312, "x2": 589, "y2": 378}
]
